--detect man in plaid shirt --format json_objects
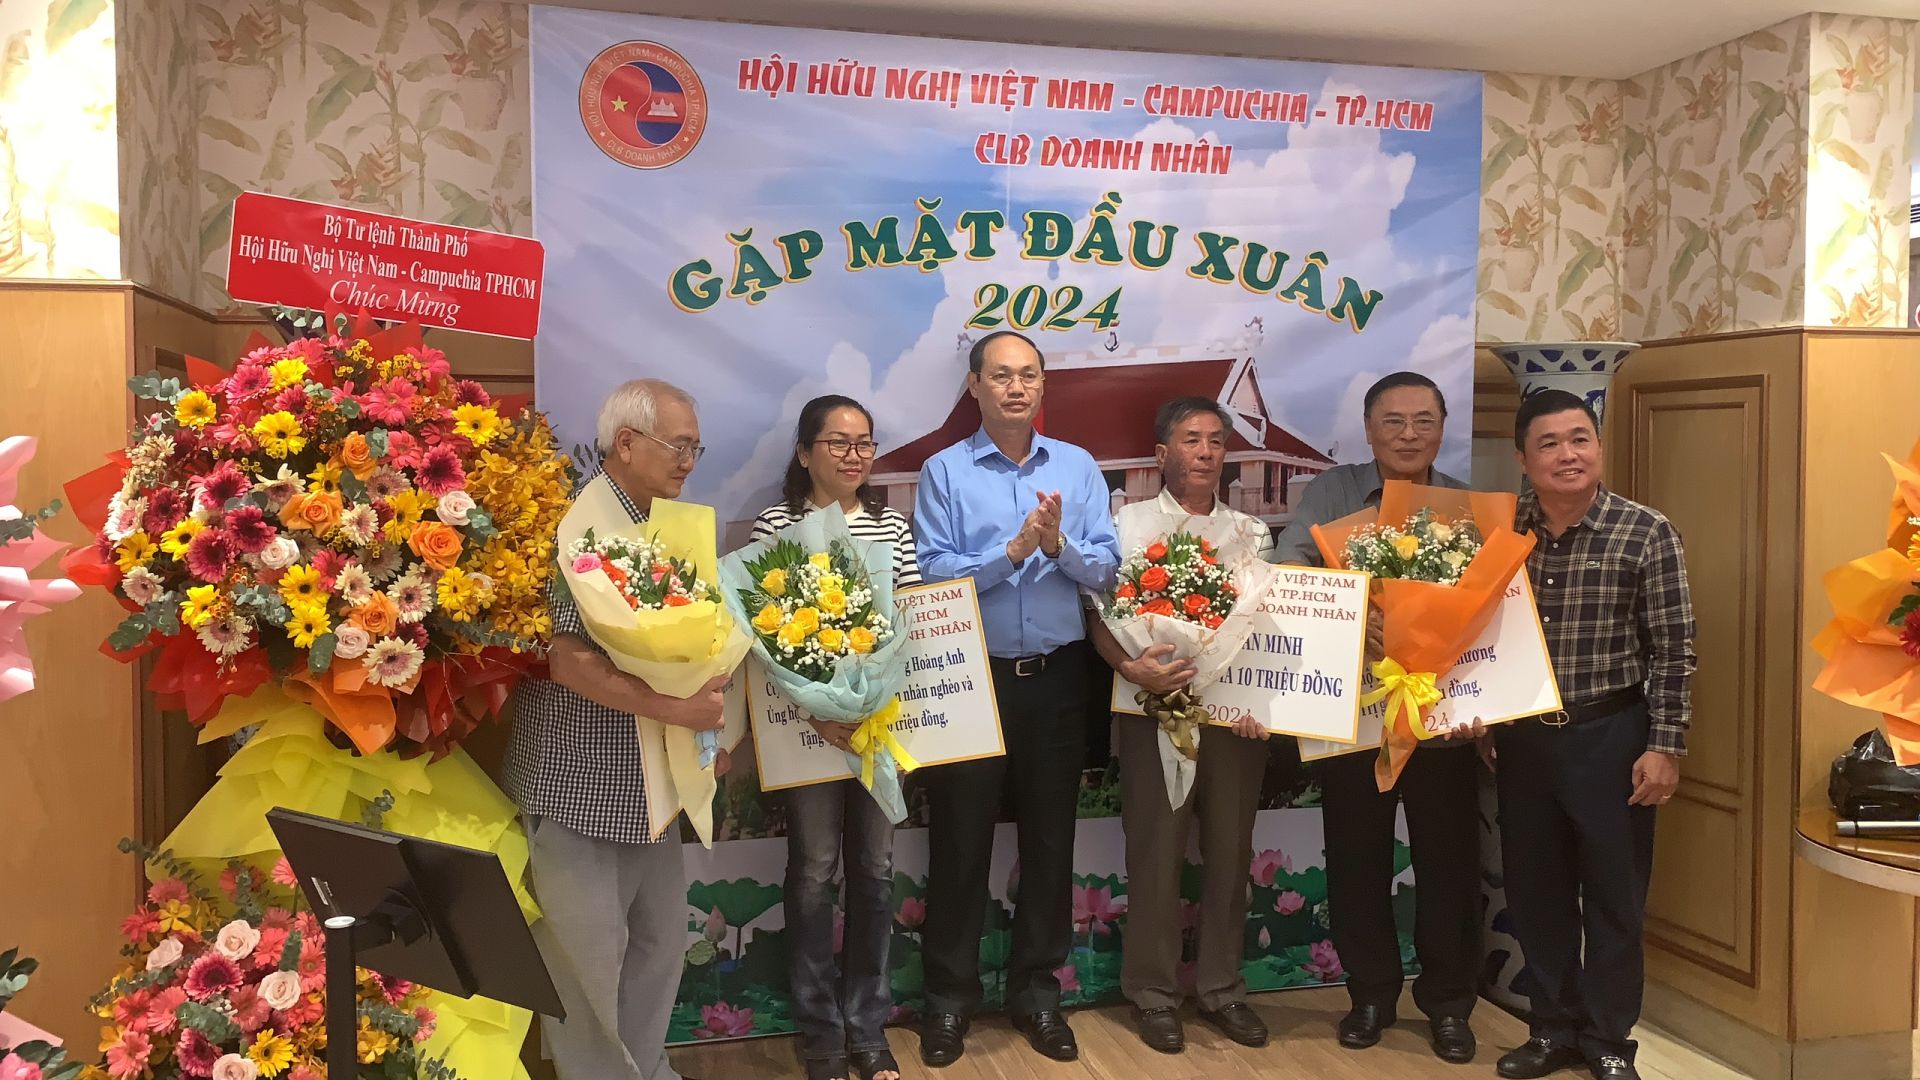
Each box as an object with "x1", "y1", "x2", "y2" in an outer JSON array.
[
  {"x1": 1491, "y1": 389, "x2": 1696, "y2": 1080},
  {"x1": 506, "y1": 379, "x2": 729, "y2": 1080}
]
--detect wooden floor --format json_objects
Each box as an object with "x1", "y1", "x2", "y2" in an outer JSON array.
[{"x1": 669, "y1": 985, "x2": 1755, "y2": 1079}]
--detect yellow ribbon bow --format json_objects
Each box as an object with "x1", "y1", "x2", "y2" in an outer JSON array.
[
  {"x1": 1359, "y1": 657, "x2": 1444, "y2": 742},
  {"x1": 848, "y1": 697, "x2": 921, "y2": 789}
]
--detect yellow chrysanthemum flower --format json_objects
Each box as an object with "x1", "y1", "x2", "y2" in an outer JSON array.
[
  {"x1": 278, "y1": 563, "x2": 325, "y2": 608},
  {"x1": 751, "y1": 603, "x2": 785, "y2": 634},
  {"x1": 252, "y1": 411, "x2": 307, "y2": 458},
  {"x1": 307, "y1": 459, "x2": 343, "y2": 495},
  {"x1": 115, "y1": 532, "x2": 157, "y2": 572},
  {"x1": 356, "y1": 1018, "x2": 398, "y2": 1064},
  {"x1": 248, "y1": 1029, "x2": 295, "y2": 1078},
  {"x1": 818, "y1": 588, "x2": 848, "y2": 617},
  {"x1": 161, "y1": 518, "x2": 206, "y2": 557},
  {"x1": 383, "y1": 489, "x2": 433, "y2": 545},
  {"x1": 809, "y1": 552, "x2": 832, "y2": 572},
  {"x1": 1391, "y1": 533, "x2": 1421, "y2": 560},
  {"x1": 816, "y1": 627, "x2": 847, "y2": 653},
  {"x1": 452, "y1": 403, "x2": 503, "y2": 447},
  {"x1": 174, "y1": 390, "x2": 218, "y2": 428},
  {"x1": 269, "y1": 357, "x2": 309, "y2": 391},
  {"x1": 179, "y1": 584, "x2": 218, "y2": 629},
  {"x1": 776, "y1": 621, "x2": 810, "y2": 650},
  {"x1": 286, "y1": 605, "x2": 330, "y2": 648},
  {"x1": 789, "y1": 606, "x2": 820, "y2": 635},
  {"x1": 848, "y1": 626, "x2": 877, "y2": 654},
  {"x1": 760, "y1": 568, "x2": 788, "y2": 596}
]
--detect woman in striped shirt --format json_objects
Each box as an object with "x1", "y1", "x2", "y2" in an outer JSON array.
[{"x1": 746, "y1": 394, "x2": 918, "y2": 1080}]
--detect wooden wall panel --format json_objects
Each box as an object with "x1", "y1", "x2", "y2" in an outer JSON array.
[
  {"x1": 0, "y1": 283, "x2": 142, "y2": 1051},
  {"x1": 1610, "y1": 331, "x2": 1801, "y2": 1039}
]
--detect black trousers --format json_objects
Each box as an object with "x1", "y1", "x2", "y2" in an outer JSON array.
[
  {"x1": 1319, "y1": 743, "x2": 1481, "y2": 1019},
  {"x1": 1494, "y1": 705, "x2": 1658, "y2": 1063},
  {"x1": 921, "y1": 646, "x2": 1087, "y2": 1017}
]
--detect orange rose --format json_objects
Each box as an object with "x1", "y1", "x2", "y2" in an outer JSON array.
[
  {"x1": 338, "y1": 432, "x2": 380, "y2": 480},
  {"x1": 350, "y1": 593, "x2": 399, "y2": 637},
  {"x1": 1145, "y1": 542, "x2": 1169, "y2": 562},
  {"x1": 1140, "y1": 597, "x2": 1175, "y2": 617},
  {"x1": 280, "y1": 490, "x2": 343, "y2": 534},
  {"x1": 408, "y1": 521, "x2": 464, "y2": 571},
  {"x1": 1139, "y1": 566, "x2": 1171, "y2": 593}
]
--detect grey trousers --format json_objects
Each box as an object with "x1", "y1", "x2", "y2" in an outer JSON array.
[
  {"x1": 1115, "y1": 714, "x2": 1267, "y2": 1011},
  {"x1": 528, "y1": 815, "x2": 686, "y2": 1080}
]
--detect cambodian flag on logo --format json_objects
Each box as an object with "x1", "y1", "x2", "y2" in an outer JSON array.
[{"x1": 596, "y1": 61, "x2": 689, "y2": 148}]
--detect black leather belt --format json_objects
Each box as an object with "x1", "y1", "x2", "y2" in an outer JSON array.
[
  {"x1": 1529, "y1": 689, "x2": 1642, "y2": 728},
  {"x1": 990, "y1": 651, "x2": 1055, "y2": 677}
]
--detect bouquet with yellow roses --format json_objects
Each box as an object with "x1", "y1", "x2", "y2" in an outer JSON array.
[{"x1": 720, "y1": 505, "x2": 913, "y2": 821}]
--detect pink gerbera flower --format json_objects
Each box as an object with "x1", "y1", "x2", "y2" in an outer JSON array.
[
  {"x1": 416, "y1": 445, "x2": 466, "y2": 497},
  {"x1": 362, "y1": 378, "x2": 418, "y2": 426},
  {"x1": 185, "y1": 528, "x2": 235, "y2": 582},
  {"x1": 148, "y1": 878, "x2": 191, "y2": 905},
  {"x1": 184, "y1": 953, "x2": 244, "y2": 1000},
  {"x1": 311, "y1": 548, "x2": 349, "y2": 591},
  {"x1": 223, "y1": 504, "x2": 275, "y2": 554},
  {"x1": 113, "y1": 987, "x2": 156, "y2": 1031},
  {"x1": 224, "y1": 364, "x2": 272, "y2": 401},
  {"x1": 146, "y1": 986, "x2": 188, "y2": 1034},
  {"x1": 406, "y1": 345, "x2": 452, "y2": 382},
  {"x1": 121, "y1": 908, "x2": 161, "y2": 942},
  {"x1": 272, "y1": 384, "x2": 310, "y2": 417},
  {"x1": 230, "y1": 983, "x2": 271, "y2": 1033},
  {"x1": 413, "y1": 1005, "x2": 437, "y2": 1042},
  {"x1": 105, "y1": 1029, "x2": 153, "y2": 1079},
  {"x1": 1902, "y1": 608, "x2": 1920, "y2": 659},
  {"x1": 383, "y1": 430, "x2": 421, "y2": 471}
]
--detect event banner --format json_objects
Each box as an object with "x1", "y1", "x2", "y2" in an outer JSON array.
[
  {"x1": 750, "y1": 577, "x2": 1004, "y2": 790},
  {"x1": 530, "y1": 6, "x2": 1480, "y2": 1045},
  {"x1": 530, "y1": 8, "x2": 1482, "y2": 543},
  {"x1": 1113, "y1": 566, "x2": 1370, "y2": 741},
  {"x1": 1299, "y1": 572, "x2": 1562, "y2": 760}
]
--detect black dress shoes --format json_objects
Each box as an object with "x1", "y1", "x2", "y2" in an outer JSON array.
[
  {"x1": 917, "y1": 1011, "x2": 969, "y2": 1068},
  {"x1": 1133, "y1": 1005, "x2": 1184, "y2": 1053},
  {"x1": 1337, "y1": 1003, "x2": 1395, "y2": 1049},
  {"x1": 1430, "y1": 1015, "x2": 1476, "y2": 1063},
  {"x1": 1588, "y1": 1054, "x2": 1641, "y2": 1080},
  {"x1": 1012, "y1": 1009, "x2": 1079, "y2": 1061},
  {"x1": 1496, "y1": 1037, "x2": 1584, "y2": 1078},
  {"x1": 1199, "y1": 1002, "x2": 1269, "y2": 1047}
]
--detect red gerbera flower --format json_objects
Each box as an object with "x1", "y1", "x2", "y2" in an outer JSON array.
[
  {"x1": 416, "y1": 445, "x2": 466, "y2": 496},
  {"x1": 142, "y1": 485, "x2": 189, "y2": 537},
  {"x1": 198, "y1": 459, "x2": 251, "y2": 510},
  {"x1": 174, "y1": 1027, "x2": 220, "y2": 1075},
  {"x1": 184, "y1": 527, "x2": 235, "y2": 583},
  {"x1": 224, "y1": 364, "x2": 272, "y2": 401},
  {"x1": 148, "y1": 878, "x2": 190, "y2": 905},
  {"x1": 224, "y1": 504, "x2": 275, "y2": 554},
  {"x1": 121, "y1": 908, "x2": 162, "y2": 943},
  {"x1": 184, "y1": 952, "x2": 243, "y2": 1000},
  {"x1": 363, "y1": 378, "x2": 418, "y2": 426},
  {"x1": 453, "y1": 379, "x2": 491, "y2": 407},
  {"x1": 272, "y1": 384, "x2": 310, "y2": 416},
  {"x1": 1902, "y1": 607, "x2": 1920, "y2": 659},
  {"x1": 311, "y1": 549, "x2": 349, "y2": 591}
]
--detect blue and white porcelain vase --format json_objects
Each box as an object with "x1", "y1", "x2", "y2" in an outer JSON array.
[{"x1": 1488, "y1": 341, "x2": 1640, "y2": 426}]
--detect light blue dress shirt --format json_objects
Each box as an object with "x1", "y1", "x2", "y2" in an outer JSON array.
[{"x1": 914, "y1": 427, "x2": 1120, "y2": 658}]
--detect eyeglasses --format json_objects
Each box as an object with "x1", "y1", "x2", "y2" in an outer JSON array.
[
  {"x1": 1375, "y1": 416, "x2": 1440, "y2": 436},
  {"x1": 632, "y1": 428, "x2": 705, "y2": 463},
  {"x1": 982, "y1": 370, "x2": 1045, "y2": 389},
  {"x1": 811, "y1": 438, "x2": 878, "y2": 459}
]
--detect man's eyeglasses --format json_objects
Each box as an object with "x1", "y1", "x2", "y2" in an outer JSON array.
[
  {"x1": 1375, "y1": 416, "x2": 1440, "y2": 436},
  {"x1": 812, "y1": 438, "x2": 878, "y2": 459},
  {"x1": 632, "y1": 428, "x2": 706, "y2": 463},
  {"x1": 982, "y1": 370, "x2": 1045, "y2": 389}
]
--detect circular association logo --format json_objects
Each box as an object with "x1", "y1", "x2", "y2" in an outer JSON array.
[{"x1": 579, "y1": 40, "x2": 707, "y2": 170}]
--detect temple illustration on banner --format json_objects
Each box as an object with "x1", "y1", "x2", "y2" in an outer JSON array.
[{"x1": 870, "y1": 339, "x2": 1335, "y2": 528}]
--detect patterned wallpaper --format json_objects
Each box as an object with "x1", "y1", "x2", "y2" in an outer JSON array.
[
  {"x1": 118, "y1": 0, "x2": 198, "y2": 299},
  {"x1": 1621, "y1": 18, "x2": 1810, "y2": 340},
  {"x1": 1805, "y1": 14, "x2": 1915, "y2": 328},
  {"x1": 0, "y1": 0, "x2": 120, "y2": 279},
  {"x1": 1478, "y1": 74, "x2": 1629, "y2": 342},
  {"x1": 191, "y1": 0, "x2": 532, "y2": 310}
]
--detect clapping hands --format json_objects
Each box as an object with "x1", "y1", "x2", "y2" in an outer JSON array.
[{"x1": 1008, "y1": 490, "x2": 1065, "y2": 562}]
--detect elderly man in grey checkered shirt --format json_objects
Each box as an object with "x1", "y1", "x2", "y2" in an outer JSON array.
[{"x1": 506, "y1": 379, "x2": 730, "y2": 1080}]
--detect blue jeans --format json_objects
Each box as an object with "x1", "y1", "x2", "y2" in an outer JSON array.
[{"x1": 784, "y1": 778, "x2": 895, "y2": 1061}]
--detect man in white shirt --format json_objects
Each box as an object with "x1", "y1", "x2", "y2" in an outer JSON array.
[{"x1": 1088, "y1": 396, "x2": 1274, "y2": 1054}]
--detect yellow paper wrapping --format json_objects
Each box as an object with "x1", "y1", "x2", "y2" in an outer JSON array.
[
  {"x1": 161, "y1": 686, "x2": 536, "y2": 1079},
  {"x1": 557, "y1": 479, "x2": 752, "y2": 845}
]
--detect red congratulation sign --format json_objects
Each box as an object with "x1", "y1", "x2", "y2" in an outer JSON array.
[{"x1": 225, "y1": 192, "x2": 545, "y2": 339}]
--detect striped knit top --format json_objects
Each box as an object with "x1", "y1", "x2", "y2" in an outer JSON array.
[{"x1": 746, "y1": 501, "x2": 923, "y2": 590}]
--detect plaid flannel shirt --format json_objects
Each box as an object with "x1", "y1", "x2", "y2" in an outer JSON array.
[{"x1": 1518, "y1": 486, "x2": 1697, "y2": 755}]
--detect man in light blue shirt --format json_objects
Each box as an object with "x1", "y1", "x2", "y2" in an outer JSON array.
[{"x1": 913, "y1": 330, "x2": 1119, "y2": 1068}]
